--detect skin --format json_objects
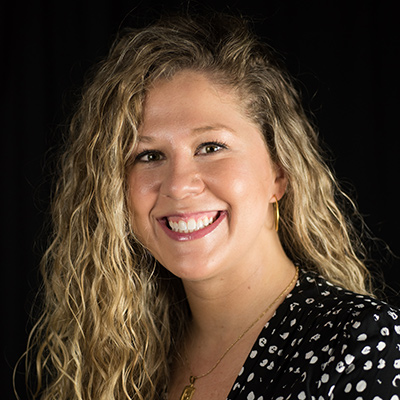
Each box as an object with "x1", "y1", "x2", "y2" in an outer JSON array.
[{"x1": 126, "y1": 70, "x2": 296, "y2": 398}]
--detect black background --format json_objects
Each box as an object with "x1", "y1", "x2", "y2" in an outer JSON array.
[{"x1": 3, "y1": 1, "x2": 399, "y2": 398}]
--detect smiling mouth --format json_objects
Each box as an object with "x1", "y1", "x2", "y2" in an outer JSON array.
[{"x1": 164, "y1": 211, "x2": 221, "y2": 233}]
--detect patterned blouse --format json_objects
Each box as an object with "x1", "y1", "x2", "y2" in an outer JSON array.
[{"x1": 227, "y1": 269, "x2": 400, "y2": 400}]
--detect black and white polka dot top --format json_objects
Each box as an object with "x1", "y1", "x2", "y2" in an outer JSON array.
[{"x1": 227, "y1": 269, "x2": 400, "y2": 400}]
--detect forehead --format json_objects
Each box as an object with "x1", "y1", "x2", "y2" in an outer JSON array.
[{"x1": 140, "y1": 71, "x2": 255, "y2": 136}]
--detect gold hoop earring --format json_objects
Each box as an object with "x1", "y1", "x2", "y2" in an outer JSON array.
[{"x1": 273, "y1": 196, "x2": 280, "y2": 232}]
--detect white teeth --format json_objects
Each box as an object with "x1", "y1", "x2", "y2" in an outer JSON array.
[
  {"x1": 178, "y1": 220, "x2": 188, "y2": 233},
  {"x1": 197, "y1": 219, "x2": 204, "y2": 230},
  {"x1": 168, "y1": 215, "x2": 217, "y2": 233},
  {"x1": 187, "y1": 219, "x2": 196, "y2": 232}
]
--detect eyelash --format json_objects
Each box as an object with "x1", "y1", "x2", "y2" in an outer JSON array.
[
  {"x1": 196, "y1": 141, "x2": 228, "y2": 155},
  {"x1": 134, "y1": 140, "x2": 228, "y2": 163},
  {"x1": 134, "y1": 149, "x2": 164, "y2": 163}
]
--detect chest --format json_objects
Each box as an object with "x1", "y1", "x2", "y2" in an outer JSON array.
[
  {"x1": 168, "y1": 366, "x2": 239, "y2": 400},
  {"x1": 167, "y1": 335, "x2": 258, "y2": 400}
]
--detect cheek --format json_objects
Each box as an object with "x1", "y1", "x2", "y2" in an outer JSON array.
[
  {"x1": 226, "y1": 162, "x2": 274, "y2": 226},
  {"x1": 227, "y1": 159, "x2": 273, "y2": 199},
  {"x1": 127, "y1": 171, "x2": 159, "y2": 222}
]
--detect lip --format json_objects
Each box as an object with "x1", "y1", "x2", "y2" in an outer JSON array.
[{"x1": 157, "y1": 211, "x2": 227, "y2": 241}]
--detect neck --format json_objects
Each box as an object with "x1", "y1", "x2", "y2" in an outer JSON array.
[
  {"x1": 169, "y1": 245, "x2": 298, "y2": 400},
  {"x1": 182, "y1": 252, "x2": 296, "y2": 347}
]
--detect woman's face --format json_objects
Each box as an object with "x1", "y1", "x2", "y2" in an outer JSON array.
[{"x1": 127, "y1": 71, "x2": 286, "y2": 283}]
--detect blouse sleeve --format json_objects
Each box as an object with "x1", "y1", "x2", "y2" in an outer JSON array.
[{"x1": 331, "y1": 302, "x2": 400, "y2": 399}]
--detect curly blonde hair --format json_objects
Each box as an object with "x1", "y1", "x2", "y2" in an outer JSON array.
[{"x1": 24, "y1": 13, "x2": 372, "y2": 399}]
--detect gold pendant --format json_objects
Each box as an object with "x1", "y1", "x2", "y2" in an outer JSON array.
[
  {"x1": 179, "y1": 376, "x2": 196, "y2": 400},
  {"x1": 179, "y1": 384, "x2": 195, "y2": 400}
]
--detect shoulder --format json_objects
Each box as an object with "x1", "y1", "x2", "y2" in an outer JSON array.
[
  {"x1": 286, "y1": 269, "x2": 400, "y2": 397},
  {"x1": 289, "y1": 269, "x2": 400, "y2": 348},
  {"x1": 291, "y1": 269, "x2": 399, "y2": 319},
  {"x1": 228, "y1": 269, "x2": 400, "y2": 399}
]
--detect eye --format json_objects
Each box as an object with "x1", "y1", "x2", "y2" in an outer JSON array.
[
  {"x1": 196, "y1": 141, "x2": 228, "y2": 155},
  {"x1": 134, "y1": 150, "x2": 165, "y2": 163}
]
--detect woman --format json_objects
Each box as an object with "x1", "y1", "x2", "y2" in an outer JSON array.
[{"x1": 26, "y1": 13, "x2": 400, "y2": 399}]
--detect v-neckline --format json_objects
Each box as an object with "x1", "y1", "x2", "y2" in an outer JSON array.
[{"x1": 225, "y1": 272, "x2": 302, "y2": 399}]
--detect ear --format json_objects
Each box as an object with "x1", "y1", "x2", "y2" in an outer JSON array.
[{"x1": 272, "y1": 164, "x2": 287, "y2": 201}]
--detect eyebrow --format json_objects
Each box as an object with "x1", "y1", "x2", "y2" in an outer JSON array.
[
  {"x1": 138, "y1": 124, "x2": 236, "y2": 142},
  {"x1": 191, "y1": 124, "x2": 236, "y2": 134},
  {"x1": 137, "y1": 135, "x2": 154, "y2": 143}
]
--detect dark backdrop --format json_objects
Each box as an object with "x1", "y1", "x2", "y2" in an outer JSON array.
[{"x1": 3, "y1": 1, "x2": 399, "y2": 398}]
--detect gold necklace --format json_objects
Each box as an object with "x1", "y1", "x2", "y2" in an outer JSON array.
[{"x1": 179, "y1": 266, "x2": 299, "y2": 400}]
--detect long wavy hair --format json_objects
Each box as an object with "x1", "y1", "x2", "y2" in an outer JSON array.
[{"x1": 24, "y1": 13, "x2": 373, "y2": 399}]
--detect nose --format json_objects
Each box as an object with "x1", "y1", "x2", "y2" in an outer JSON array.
[{"x1": 160, "y1": 158, "x2": 205, "y2": 200}]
